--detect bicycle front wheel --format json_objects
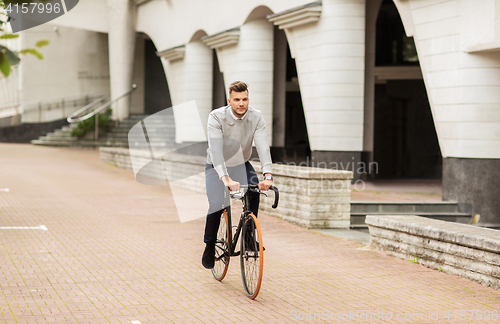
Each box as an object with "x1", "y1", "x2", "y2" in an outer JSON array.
[
  {"x1": 212, "y1": 209, "x2": 230, "y2": 281},
  {"x1": 240, "y1": 213, "x2": 263, "y2": 299}
]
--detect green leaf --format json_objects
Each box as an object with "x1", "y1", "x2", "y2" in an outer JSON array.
[
  {"x1": 4, "y1": 47, "x2": 19, "y2": 65},
  {"x1": 0, "y1": 52, "x2": 11, "y2": 77},
  {"x1": 35, "y1": 39, "x2": 49, "y2": 48},
  {"x1": 0, "y1": 34, "x2": 19, "y2": 39},
  {"x1": 19, "y1": 48, "x2": 43, "y2": 59}
]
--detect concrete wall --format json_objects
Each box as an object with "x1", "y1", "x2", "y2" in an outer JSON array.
[
  {"x1": 19, "y1": 23, "x2": 110, "y2": 123},
  {"x1": 367, "y1": 215, "x2": 500, "y2": 290},
  {"x1": 50, "y1": 0, "x2": 109, "y2": 33}
]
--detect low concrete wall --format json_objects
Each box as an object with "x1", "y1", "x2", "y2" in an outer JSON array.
[
  {"x1": 0, "y1": 119, "x2": 69, "y2": 143},
  {"x1": 367, "y1": 215, "x2": 500, "y2": 290},
  {"x1": 100, "y1": 147, "x2": 353, "y2": 228}
]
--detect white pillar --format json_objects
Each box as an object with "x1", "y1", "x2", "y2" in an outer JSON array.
[
  {"x1": 159, "y1": 40, "x2": 213, "y2": 142},
  {"x1": 364, "y1": 0, "x2": 383, "y2": 162},
  {"x1": 271, "y1": 0, "x2": 366, "y2": 152},
  {"x1": 178, "y1": 40, "x2": 213, "y2": 141},
  {"x1": 273, "y1": 27, "x2": 287, "y2": 148},
  {"x1": 207, "y1": 19, "x2": 275, "y2": 145},
  {"x1": 107, "y1": 0, "x2": 136, "y2": 121}
]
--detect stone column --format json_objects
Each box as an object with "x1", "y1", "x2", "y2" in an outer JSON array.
[
  {"x1": 273, "y1": 26, "x2": 286, "y2": 148},
  {"x1": 269, "y1": 0, "x2": 366, "y2": 179},
  {"x1": 203, "y1": 19, "x2": 275, "y2": 145},
  {"x1": 158, "y1": 41, "x2": 213, "y2": 143},
  {"x1": 107, "y1": 0, "x2": 136, "y2": 121},
  {"x1": 181, "y1": 40, "x2": 213, "y2": 140},
  {"x1": 363, "y1": 0, "x2": 383, "y2": 173}
]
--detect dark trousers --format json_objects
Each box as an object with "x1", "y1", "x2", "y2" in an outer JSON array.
[{"x1": 204, "y1": 161, "x2": 260, "y2": 244}]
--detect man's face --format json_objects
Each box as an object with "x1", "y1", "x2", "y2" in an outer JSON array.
[{"x1": 228, "y1": 90, "x2": 249, "y2": 118}]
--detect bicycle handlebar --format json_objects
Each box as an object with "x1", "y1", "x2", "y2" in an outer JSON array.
[
  {"x1": 229, "y1": 184, "x2": 279, "y2": 209},
  {"x1": 269, "y1": 186, "x2": 279, "y2": 209}
]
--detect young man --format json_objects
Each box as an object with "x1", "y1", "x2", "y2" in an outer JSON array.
[{"x1": 202, "y1": 81, "x2": 273, "y2": 269}]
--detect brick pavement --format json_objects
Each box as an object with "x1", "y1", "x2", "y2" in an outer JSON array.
[{"x1": 0, "y1": 144, "x2": 499, "y2": 324}]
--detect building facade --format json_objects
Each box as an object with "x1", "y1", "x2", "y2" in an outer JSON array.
[{"x1": 2, "y1": 0, "x2": 500, "y2": 227}]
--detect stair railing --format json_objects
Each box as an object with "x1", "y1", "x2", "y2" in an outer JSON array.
[
  {"x1": 67, "y1": 84, "x2": 137, "y2": 140},
  {"x1": 0, "y1": 94, "x2": 102, "y2": 125}
]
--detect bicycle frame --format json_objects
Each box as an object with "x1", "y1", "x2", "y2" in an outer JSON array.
[
  {"x1": 224, "y1": 188, "x2": 255, "y2": 257},
  {"x1": 222, "y1": 185, "x2": 279, "y2": 258}
]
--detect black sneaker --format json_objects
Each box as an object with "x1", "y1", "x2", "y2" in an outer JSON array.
[{"x1": 202, "y1": 243, "x2": 215, "y2": 269}]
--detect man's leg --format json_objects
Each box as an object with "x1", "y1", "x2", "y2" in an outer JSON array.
[
  {"x1": 204, "y1": 210, "x2": 223, "y2": 243},
  {"x1": 245, "y1": 161, "x2": 260, "y2": 216},
  {"x1": 202, "y1": 164, "x2": 227, "y2": 269},
  {"x1": 244, "y1": 161, "x2": 265, "y2": 251}
]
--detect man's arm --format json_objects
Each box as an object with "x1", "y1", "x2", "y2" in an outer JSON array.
[
  {"x1": 207, "y1": 113, "x2": 228, "y2": 178},
  {"x1": 207, "y1": 112, "x2": 240, "y2": 191},
  {"x1": 254, "y1": 114, "x2": 273, "y2": 190}
]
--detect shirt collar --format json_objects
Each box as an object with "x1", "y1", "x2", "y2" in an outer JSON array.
[{"x1": 229, "y1": 107, "x2": 247, "y2": 120}]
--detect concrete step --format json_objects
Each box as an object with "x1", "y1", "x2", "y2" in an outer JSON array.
[
  {"x1": 120, "y1": 115, "x2": 174, "y2": 124},
  {"x1": 61, "y1": 125, "x2": 78, "y2": 132},
  {"x1": 52, "y1": 130, "x2": 70, "y2": 136},
  {"x1": 350, "y1": 212, "x2": 472, "y2": 229},
  {"x1": 110, "y1": 129, "x2": 176, "y2": 135},
  {"x1": 106, "y1": 126, "x2": 176, "y2": 135},
  {"x1": 39, "y1": 135, "x2": 78, "y2": 141},
  {"x1": 118, "y1": 123, "x2": 175, "y2": 129},
  {"x1": 351, "y1": 201, "x2": 459, "y2": 214},
  {"x1": 127, "y1": 114, "x2": 150, "y2": 119},
  {"x1": 32, "y1": 113, "x2": 176, "y2": 148},
  {"x1": 32, "y1": 139, "x2": 102, "y2": 147}
]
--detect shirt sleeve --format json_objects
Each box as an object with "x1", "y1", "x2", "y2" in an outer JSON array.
[
  {"x1": 207, "y1": 112, "x2": 228, "y2": 178},
  {"x1": 253, "y1": 114, "x2": 273, "y2": 175}
]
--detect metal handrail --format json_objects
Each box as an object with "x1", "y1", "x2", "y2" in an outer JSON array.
[
  {"x1": 67, "y1": 84, "x2": 137, "y2": 140},
  {"x1": 0, "y1": 94, "x2": 103, "y2": 125},
  {"x1": 67, "y1": 84, "x2": 137, "y2": 123},
  {"x1": 66, "y1": 97, "x2": 108, "y2": 122},
  {"x1": 0, "y1": 93, "x2": 97, "y2": 111}
]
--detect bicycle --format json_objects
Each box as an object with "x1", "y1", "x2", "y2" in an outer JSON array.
[{"x1": 211, "y1": 184, "x2": 279, "y2": 299}]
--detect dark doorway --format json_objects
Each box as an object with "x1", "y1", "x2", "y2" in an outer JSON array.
[
  {"x1": 376, "y1": 0, "x2": 418, "y2": 66},
  {"x1": 373, "y1": 0, "x2": 441, "y2": 179},
  {"x1": 144, "y1": 39, "x2": 172, "y2": 115},
  {"x1": 374, "y1": 81, "x2": 441, "y2": 178},
  {"x1": 212, "y1": 49, "x2": 226, "y2": 109},
  {"x1": 272, "y1": 27, "x2": 310, "y2": 163}
]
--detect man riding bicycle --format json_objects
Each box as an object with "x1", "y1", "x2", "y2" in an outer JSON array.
[{"x1": 202, "y1": 81, "x2": 273, "y2": 269}]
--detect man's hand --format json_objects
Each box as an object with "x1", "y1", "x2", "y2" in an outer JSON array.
[
  {"x1": 258, "y1": 174, "x2": 273, "y2": 191},
  {"x1": 258, "y1": 180, "x2": 273, "y2": 191},
  {"x1": 221, "y1": 175, "x2": 240, "y2": 191}
]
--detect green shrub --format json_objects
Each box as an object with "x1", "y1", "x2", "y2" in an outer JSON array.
[{"x1": 71, "y1": 108, "x2": 112, "y2": 138}]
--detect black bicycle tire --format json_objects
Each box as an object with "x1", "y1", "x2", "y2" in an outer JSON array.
[
  {"x1": 240, "y1": 213, "x2": 263, "y2": 299},
  {"x1": 212, "y1": 209, "x2": 230, "y2": 281}
]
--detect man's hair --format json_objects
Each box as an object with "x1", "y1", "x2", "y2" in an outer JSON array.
[{"x1": 229, "y1": 81, "x2": 249, "y2": 95}]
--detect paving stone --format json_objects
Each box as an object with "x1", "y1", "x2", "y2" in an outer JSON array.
[{"x1": 0, "y1": 144, "x2": 498, "y2": 323}]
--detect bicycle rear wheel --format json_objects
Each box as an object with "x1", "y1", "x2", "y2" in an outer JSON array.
[
  {"x1": 240, "y1": 213, "x2": 263, "y2": 299},
  {"x1": 212, "y1": 209, "x2": 230, "y2": 281}
]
